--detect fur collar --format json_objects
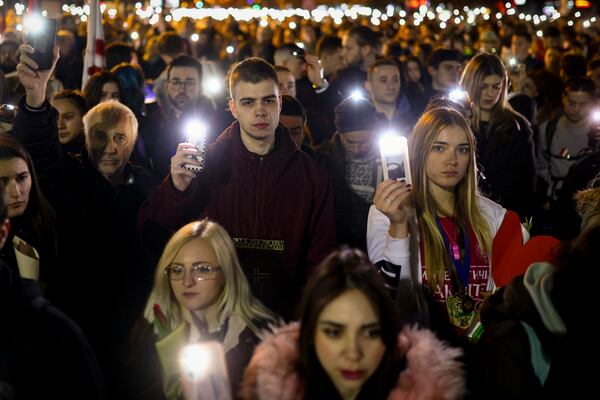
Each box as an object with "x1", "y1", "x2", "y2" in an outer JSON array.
[{"x1": 241, "y1": 322, "x2": 466, "y2": 400}]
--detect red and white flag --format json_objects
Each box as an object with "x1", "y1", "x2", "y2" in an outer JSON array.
[{"x1": 81, "y1": 0, "x2": 105, "y2": 89}]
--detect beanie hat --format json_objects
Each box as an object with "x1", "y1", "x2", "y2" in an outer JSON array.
[
  {"x1": 427, "y1": 48, "x2": 463, "y2": 68},
  {"x1": 334, "y1": 97, "x2": 377, "y2": 134}
]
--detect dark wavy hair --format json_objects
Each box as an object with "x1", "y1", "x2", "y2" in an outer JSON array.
[
  {"x1": 298, "y1": 248, "x2": 402, "y2": 399},
  {"x1": 82, "y1": 71, "x2": 123, "y2": 109},
  {"x1": 0, "y1": 135, "x2": 58, "y2": 254}
]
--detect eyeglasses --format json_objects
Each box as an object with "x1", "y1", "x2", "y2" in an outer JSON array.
[
  {"x1": 168, "y1": 79, "x2": 198, "y2": 91},
  {"x1": 165, "y1": 264, "x2": 221, "y2": 281}
]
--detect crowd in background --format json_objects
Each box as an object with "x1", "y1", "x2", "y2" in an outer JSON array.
[{"x1": 0, "y1": 3, "x2": 598, "y2": 399}]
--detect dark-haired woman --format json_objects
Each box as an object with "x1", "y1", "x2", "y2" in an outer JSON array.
[
  {"x1": 460, "y1": 53, "x2": 536, "y2": 219},
  {"x1": 0, "y1": 134, "x2": 58, "y2": 288},
  {"x1": 241, "y1": 249, "x2": 465, "y2": 400}
]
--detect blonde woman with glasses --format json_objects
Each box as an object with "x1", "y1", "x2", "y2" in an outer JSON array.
[{"x1": 131, "y1": 219, "x2": 277, "y2": 400}]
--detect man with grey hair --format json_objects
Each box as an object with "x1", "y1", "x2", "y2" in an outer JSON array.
[{"x1": 13, "y1": 43, "x2": 157, "y2": 397}]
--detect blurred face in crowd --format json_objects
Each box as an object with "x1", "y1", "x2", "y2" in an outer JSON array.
[
  {"x1": 168, "y1": 66, "x2": 202, "y2": 112},
  {"x1": 342, "y1": 34, "x2": 363, "y2": 69},
  {"x1": 511, "y1": 35, "x2": 530, "y2": 62},
  {"x1": 277, "y1": 69, "x2": 297, "y2": 98},
  {"x1": 478, "y1": 74, "x2": 503, "y2": 113},
  {"x1": 168, "y1": 237, "x2": 224, "y2": 314},
  {"x1": 321, "y1": 48, "x2": 345, "y2": 78},
  {"x1": 0, "y1": 157, "x2": 31, "y2": 218},
  {"x1": 340, "y1": 130, "x2": 374, "y2": 160},
  {"x1": 283, "y1": 56, "x2": 305, "y2": 81},
  {"x1": 544, "y1": 35, "x2": 562, "y2": 50},
  {"x1": 366, "y1": 65, "x2": 401, "y2": 106},
  {"x1": 314, "y1": 289, "x2": 385, "y2": 400},
  {"x1": 256, "y1": 25, "x2": 274, "y2": 45},
  {"x1": 51, "y1": 99, "x2": 84, "y2": 145},
  {"x1": 429, "y1": 61, "x2": 462, "y2": 91},
  {"x1": 280, "y1": 114, "x2": 305, "y2": 148},
  {"x1": 229, "y1": 79, "x2": 281, "y2": 144},
  {"x1": 562, "y1": 90, "x2": 593, "y2": 123},
  {"x1": 406, "y1": 60, "x2": 421, "y2": 83},
  {"x1": 86, "y1": 114, "x2": 136, "y2": 182},
  {"x1": 544, "y1": 48, "x2": 561, "y2": 73},
  {"x1": 0, "y1": 43, "x2": 19, "y2": 72},
  {"x1": 520, "y1": 77, "x2": 538, "y2": 98},
  {"x1": 100, "y1": 82, "x2": 120, "y2": 103},
  {"x1": 301, "y1": 25, "x2": 317, "y2": 46},
  {"x1": 425, "y1": 125, "x2": 471, "y2": 193}
]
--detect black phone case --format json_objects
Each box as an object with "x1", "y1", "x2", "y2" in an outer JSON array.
[{"x1": 28, "y1": 18, "x2": 56, "y2": 70}]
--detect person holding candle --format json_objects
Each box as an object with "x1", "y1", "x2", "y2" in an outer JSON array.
[
  {"x1": 0, "y1": 134, "x2": 58, "y2": 287},
  {"x1": 367, "y1": 107, "x2": 528, "y2": 341},
  {"x1": 241, "y1": 248, "x2": 466, "y2": 400},
  {"x1": 136, "y1": 219, "x2": 277, "y2": 400}
]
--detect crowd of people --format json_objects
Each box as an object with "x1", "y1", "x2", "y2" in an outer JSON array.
[{"x1": 0, "y1": 4, "x2": 598, "y2": 399}]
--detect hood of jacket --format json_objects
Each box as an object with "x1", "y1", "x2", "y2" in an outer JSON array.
[{"x1": 241, "y1": 322, "x2": 466, "y2": 400}]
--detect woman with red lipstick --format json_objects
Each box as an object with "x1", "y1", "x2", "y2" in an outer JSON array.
[
  {"x1": 0, "y1": 134, "x2": 58, "y2": 286},
  {"x1": 133, "y1": 219, "x2": 277, "y2": 399},
  {"x1": 367, "y1": 107, "x2": 528, "y2": 341},
  {"x1": 460, "y1": 53, "x2": 536, "y2": 220},
  {"x1": 241, "y1": 249, "x2": 466, "y2": 400}
]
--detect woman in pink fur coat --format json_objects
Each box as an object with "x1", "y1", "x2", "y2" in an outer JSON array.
[{"x1": 241, "y1": 249, "x2": 466, "y2": 400}]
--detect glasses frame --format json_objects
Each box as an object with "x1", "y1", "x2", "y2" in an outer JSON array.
[
  {"x1": 168, "y1": 79, "x2": 199, "y2": 91},
  {"x1": 164, "y1": 264, "x2": 221, "y2": 281}
]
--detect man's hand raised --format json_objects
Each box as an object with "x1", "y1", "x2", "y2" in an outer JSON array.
[
  {"x1": 170, "y1": 143, "x2": 201, "y2": 192},
  {"x1": 16, "y1": 44, "x2": 60, "y2": 108}
]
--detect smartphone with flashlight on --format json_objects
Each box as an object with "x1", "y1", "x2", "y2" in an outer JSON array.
[
  {"x1": 508, "y1": 58, "x2": 525, "y2": 75},
  {"x1": 379, "y1": 134, "x2": 412, "y2": 184},
  {"x1": 182, "y1": 119, "x2": 208, "y2": 172},
  {"x1": 26, "y1": 17, "x2": 57, "y2": 71}
]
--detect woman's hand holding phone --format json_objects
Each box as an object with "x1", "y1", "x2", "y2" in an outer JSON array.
[{"x1": 373, "y1": 179, "x2": 412, "y2": 239}]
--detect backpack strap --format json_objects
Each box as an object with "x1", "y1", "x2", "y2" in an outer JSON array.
[
  {"x1": 544, "y1": 117, "x2": 560, "y2": 160},
  {"x1": 520, "y1": 321, "x2": 551, "y2": 386}
]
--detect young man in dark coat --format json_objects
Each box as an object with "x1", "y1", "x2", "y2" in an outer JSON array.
[
  {"x1": 13, "y1": 44, "x2": 158, "y2": 397},
  {"x1": 138, "y1": 57, "x2": 336, "y2": 320}
]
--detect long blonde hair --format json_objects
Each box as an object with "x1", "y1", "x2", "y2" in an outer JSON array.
[
  {"x1": 409, "y1": 107, "x2": 493, "y2": 287},
  {"x1": 144, "y1": 219, "x2": 277, "y2": 335}
]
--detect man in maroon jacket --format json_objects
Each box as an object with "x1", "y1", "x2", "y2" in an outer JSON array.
[{"x1": 138, "y1": 57, "x2": 336, "y2": 319}]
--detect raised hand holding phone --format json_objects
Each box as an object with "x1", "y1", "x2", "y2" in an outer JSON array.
[
  {"x1": 25, "y1": 15, "x2": 57, "y2": 71},
  {"x1": 170, "y1": 119, "x2": 209, "y2": 192}
]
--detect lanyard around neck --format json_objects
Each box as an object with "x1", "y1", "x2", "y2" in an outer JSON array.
[{"x1": 435, "y1": 217, "x2": 471, "y2": 289}]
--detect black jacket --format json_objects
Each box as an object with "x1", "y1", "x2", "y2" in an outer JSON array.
[
  {"x1": 12, "y1": 97, "x2": 159, "y2": 397},
  {"x1": 0, "y1": 260, "x2": 105, "y2": 399},
  {"x1": 475, "y1": 113, "x2": 536, "y2": 219},
  {"x1": 315, "y1": 134, "x2": 377, "y2": 250}
]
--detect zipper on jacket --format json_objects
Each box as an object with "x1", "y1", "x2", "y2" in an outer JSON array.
[{"x1": 255, "y1": 157, "x2": 263, "y2": 236}]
